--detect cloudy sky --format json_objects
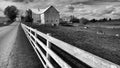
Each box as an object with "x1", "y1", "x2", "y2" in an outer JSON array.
[{"x1": 1, "y1": 0, "x2": 120, "y2": 19}]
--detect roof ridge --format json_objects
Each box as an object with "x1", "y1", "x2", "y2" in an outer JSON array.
[{"x1": 31, "y1": 5, "x2": 57, "y2": 14}]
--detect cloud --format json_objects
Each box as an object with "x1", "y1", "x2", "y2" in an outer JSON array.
[
  {"x1": 111, "y1": 7, "x2": 120, "y2": 16},
  {"x1": 65, "y1": 5, "x2": 75, "y2": 12},
  {"x1": 0, "y1": 0, "x2": 120, "y2": 19},
  {"x1": 6, "y1": 0, "x2": 34, "y2": 2},
  {"x1": 67, "y1": 2, "x2": 120, "y2": 19},
  {"x1": 12, "y1": 0, "x2": 25, "y2": 2},
  {"x1": 91, "y1": 6, "x2": 115, "y2": 17},
  {"x1": 71, "y1": 0, "x2": 120, "y2": 5},
  {"x1": 0, "y1": 0, "x2": 30, "y2": 11}
]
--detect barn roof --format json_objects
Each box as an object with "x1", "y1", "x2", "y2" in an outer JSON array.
[{"x1": 31, "y1": 6, "x2": 58, "y2": 14}]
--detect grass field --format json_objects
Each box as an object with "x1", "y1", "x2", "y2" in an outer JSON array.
[{"x1": 31, "y1": 23, "x2": 120, "y2": 65}]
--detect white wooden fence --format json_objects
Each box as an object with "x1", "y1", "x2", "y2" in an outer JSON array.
[{"x1": 21, "y1": 23, "x2": 120, "y2": 68}]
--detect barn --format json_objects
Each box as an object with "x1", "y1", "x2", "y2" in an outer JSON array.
[{"x1": 31, "y1": 6, "x2": 60, "y2": 25}]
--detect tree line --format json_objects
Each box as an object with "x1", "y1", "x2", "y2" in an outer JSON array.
[{"x1": 60, "y1": 15, "x2": 120, "y2": 25}]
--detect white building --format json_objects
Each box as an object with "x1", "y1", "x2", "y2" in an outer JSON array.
[{"x1": 31, "y1": 6, "x2": 60, "y2": 25}]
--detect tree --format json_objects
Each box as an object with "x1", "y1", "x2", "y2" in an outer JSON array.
[
  {"x1": 70, "y1": 15, "x2": 79, "y2": 23},
  {"x1": 24, "y1": 9, "x2": 33, "y2": 25},
  {"x1": 102, "y1": 18, "x2": 107, "y2": 22},
  {"x1": 80, "y1": 17, "x2": 89, "y2": 25},
  {"x1": 90, "y1": 19, "x2": 97, "y2": 23},
  {"x1": 4, "y1": 6, "x2": 18, "y2": 22},
  {"x1": 108, "y1": 18, "x2": 112, "y2": 21},
  {"x1": 25, "y1": 9, "x2": 33, "y2": 22}
]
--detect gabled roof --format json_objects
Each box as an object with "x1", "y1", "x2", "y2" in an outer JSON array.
[{"x1": 31, "y1": 6, "x2": 59, "y2": 14}]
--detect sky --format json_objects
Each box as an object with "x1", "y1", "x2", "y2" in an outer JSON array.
[{"x1": 1, "y1": 0, "x2": 120, "y2": 19}]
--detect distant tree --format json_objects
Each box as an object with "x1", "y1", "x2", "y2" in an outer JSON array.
[
  {"x1": 26, "y1": 9, "x2": 32, "y2": 18},
  {"x1": 80, "y1": 17, "x2": 89, "y2": 25},
  {"x1": 4, "y1": 6, "x2": 18, "y2": 22},
  {"x1": 70, "y1": 16, "x2": 79, "y2": 23},
  {"x1": 90, "y1": 19, "x2": 97, "y2": 23},
  {"x1": 24, "y1": 9, "x2": 33, "y2": 25},
  {"x1": 97, "y1": 18, "x2": 108, "y2": 22},
  {"x1": 21, "y1": 16, "x2": 25, "y2": 22},
  {"x1": 103, "y1": 18, "x2": 107, "y2": 22},
  {"x1": 108, "y1": 18, "x2": 112, "y2": 21}
]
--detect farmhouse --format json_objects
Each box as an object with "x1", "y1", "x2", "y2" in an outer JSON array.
[{"x1": 31, "y1": 6, "x2": 60, "y2": 25}]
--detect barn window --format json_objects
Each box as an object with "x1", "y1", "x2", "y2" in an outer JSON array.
[{"x1": 56, "y1": 20, "x2": 57, "y2": 22}]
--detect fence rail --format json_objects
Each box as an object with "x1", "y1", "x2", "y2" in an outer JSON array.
[{"x1": 21, "y1": 23, "x2": 120, "y2": 68}]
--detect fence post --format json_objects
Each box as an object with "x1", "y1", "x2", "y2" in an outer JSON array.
[
  {"x1": 34, "y1": 29, "x2": 37, "y2": 43},
  {"x1": 46, "y1": 33, "x2": 51, "y2": 67},
  {"x1": 29, "y1": 28, "x2": 31, "y2": 33}
]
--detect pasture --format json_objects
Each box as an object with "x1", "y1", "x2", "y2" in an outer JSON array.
[{"x1": 31, "y1": 22, "x2": 120, "y2": 65}]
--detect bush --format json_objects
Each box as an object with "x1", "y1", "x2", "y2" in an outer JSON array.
[
  {"x1": 59, "y1": 21, "x2": 73, "y2": 26},
  {"x1": 70, "y1": 16, "x2": 79, "y2": 23},
  {"x1": 80, "y1": 18, "x2": 89, "y2": 25},
  {"x1": 59, "y1": 21, "x2": 67, "y2": 25}
]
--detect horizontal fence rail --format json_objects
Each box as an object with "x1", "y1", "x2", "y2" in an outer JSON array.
[{"x1": 21, "y1": 23, "x2": 120, "y2": 68}]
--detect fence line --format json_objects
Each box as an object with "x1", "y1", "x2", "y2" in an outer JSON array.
[
  {"x1": 23, "y1": 28, "x2": 49, "y2": 68},
  {"x1": 21, "y1": 23, "x2": 120, "y2": 68}
]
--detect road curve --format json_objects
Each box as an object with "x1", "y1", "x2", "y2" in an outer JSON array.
[{"x1": 0, "y1": 22, "x2": 43, "y2": 68}]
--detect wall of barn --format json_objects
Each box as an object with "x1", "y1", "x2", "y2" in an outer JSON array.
[{"x1": 44, "y1": 7, "x2": 60, "y2": 25}]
